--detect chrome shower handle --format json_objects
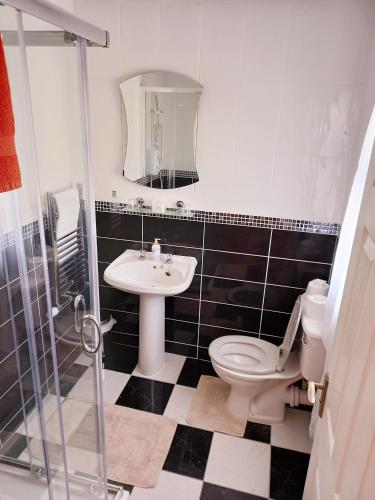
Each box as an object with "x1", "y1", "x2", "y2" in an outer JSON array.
[{"x1": 80, "y1": 314, "x2": 102, "y2": 356}]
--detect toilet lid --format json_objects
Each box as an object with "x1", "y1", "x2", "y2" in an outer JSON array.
[
  {"x1": 209, "y1": 335, "x2": 280, "y2": 375},
  {"x1": 277, "y1": 295, "x2": 302, "y2": 371}
]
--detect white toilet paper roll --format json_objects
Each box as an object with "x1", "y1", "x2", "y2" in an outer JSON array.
[
  {"x1": 305, "y1": 294, "x2": 327, "y2": 321},
  {"x1": 306, "y1": 278, "x2": 329, "y2": 297}
]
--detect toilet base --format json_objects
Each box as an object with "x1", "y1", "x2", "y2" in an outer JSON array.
[
  {"x1": 224, "y1": 374, "x2": 302, "y2": 424},
  {"x1": 211, "y1": 356, "x2": 302, "y2": 425},
  {"x1": 226, "y1": 385, "x2": 288, "y2": 424},
  {"x1": 248, "y1": 410, "x2": 286, "y2": 425}
]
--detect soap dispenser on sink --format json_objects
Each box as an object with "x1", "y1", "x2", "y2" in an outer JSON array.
[{"x1": 151, "y1": 238, "x2": 161, "y2": 261}]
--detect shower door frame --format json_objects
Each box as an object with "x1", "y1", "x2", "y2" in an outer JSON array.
[{"x1": 0, "y1": 1, "x2": 121, "y2": 498}]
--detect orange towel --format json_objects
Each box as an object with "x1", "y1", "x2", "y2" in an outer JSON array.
[{"x1": 0, "y1": 36, "x2": 22, "y2": 193}]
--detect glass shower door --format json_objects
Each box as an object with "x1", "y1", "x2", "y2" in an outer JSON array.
[{"x1": 0, "y1": 5, "x2": 108, "y2": 499}]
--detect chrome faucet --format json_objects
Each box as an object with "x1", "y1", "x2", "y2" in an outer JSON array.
[
  {"x1": 164, "y1": 252, "x2": 174, "y2": 276},
  {"x1": 136, "y1": 197, "x2": 145, "y2": 209},
  {"x1": 138, "y1": 249, "x2": 146, "y2": 260}
]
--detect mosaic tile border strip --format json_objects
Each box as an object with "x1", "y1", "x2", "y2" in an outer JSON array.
[
  {"x1": 95, "y1": 200, "x2": 341, "y2": 235},
  {"x1": 1, "y1": 216, "x2": 48, "y2": 249}
]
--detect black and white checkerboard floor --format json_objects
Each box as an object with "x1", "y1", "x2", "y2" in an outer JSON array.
[
  {"x1": 8, "y1": 350, "x2": 312, "y2": 500},
  {"x1": 99, "y1": 348, "x2": 312, "y2": 500}
]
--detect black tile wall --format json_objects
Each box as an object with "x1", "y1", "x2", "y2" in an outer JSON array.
[
  {"x1": 200, "y1": 302, "x2": 261, "y2": 332},
  {"x1": 0, "y1": 224, "x2": 86, "y2": 454},
  {"x1": 97, "y1": 237, "x2": 142, "y2": 263},
  {"x1": 96, "y1": 211, "x2": 142, "y2": 241},
  {"x1": 165, "y1": 319, "x2": 198, "y2": 345},
  {"x1": 198, "y1": 325, "x2": 257, "y2": 348},
  {"x1": 264, "y1": 285, "x2": 303, "y2": 313},
  {"x1": 165, "y1": 296, "x2": 200, "y2": 323},
  {"x1": 267, "y1": 258, "x2": 331, "y2": 288},
  {"x1": 201, "y1": 277, "x2": 264, "y2": 308},
  {"x1": 0, "y1": 236, "x2": 52, "y2": 451},
  {"x1": 143, "y1": 216, "x2": 204, "y2": 247},
  {"x1": 203, "y1": 251, "x2": 267, "y2": 282},
  {"x1": 270, "y1": 230, "x2": 337, "y2": 263},
  {"x1": 205, "y1": 224, "x2": 271, "y2": 254},
  {"x1": 260, "y1": 310, "x2": 291, "y2": 338},
  {"x1": 96, "y1": 210, "x2": 338, "y2": 362}
]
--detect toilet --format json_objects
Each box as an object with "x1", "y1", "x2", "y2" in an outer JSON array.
[{"x1": 208, "y1": 295, "x2": 326, "y2": 424}]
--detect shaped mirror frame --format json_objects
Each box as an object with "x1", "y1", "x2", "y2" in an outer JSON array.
[{"x1": 121, "y1": 71, "x2": 202, "y2": 189}]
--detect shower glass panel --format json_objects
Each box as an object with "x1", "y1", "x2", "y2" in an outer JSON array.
[
  {"x1": 0, "y1": 4, "x2": 107, "y2": 499},
  {"x1": 0, "y1": 6, "x2": 71, "y2": 499}
]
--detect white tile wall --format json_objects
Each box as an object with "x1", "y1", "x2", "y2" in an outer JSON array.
[{"x1": 74, "y1": 0, "x2": 375, "y2": 223}]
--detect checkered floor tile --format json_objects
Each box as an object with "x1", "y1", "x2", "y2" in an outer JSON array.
[
  {"x1": 8, "y1": 352, "x2": 312, "y2": 500},
  {"x1": 103, "y1": 351, "x2": 312, "y2": 500}
]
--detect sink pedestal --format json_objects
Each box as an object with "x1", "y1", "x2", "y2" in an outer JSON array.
[{"x1": 138, "y1": 294, "x2": 165, "y2": 375}]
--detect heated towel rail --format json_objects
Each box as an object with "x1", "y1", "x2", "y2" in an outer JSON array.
[{"x1": 46, "y1": 188, "x2": 87, "y2": 309}]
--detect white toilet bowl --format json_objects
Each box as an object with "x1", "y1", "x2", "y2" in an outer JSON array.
[
  {"x1": 209, "y1": 336, "x2": 301, "y2": 423},
  {"x1": 208, "y1": 295, "x2": 321, "y2": 424}
]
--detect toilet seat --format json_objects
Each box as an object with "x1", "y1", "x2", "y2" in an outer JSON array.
[
  {"x1": 209, "y1": 296, "x2": 303, "y2": 377},
  {"x1": 209, "y1": 336, "x2": 280, "y2": 375}
]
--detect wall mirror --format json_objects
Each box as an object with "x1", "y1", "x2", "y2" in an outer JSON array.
[{"x1": 121, "y1": 71, "x2": 203, "y2": 189}]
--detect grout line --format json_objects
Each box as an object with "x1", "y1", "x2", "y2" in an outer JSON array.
[
  {"x1": 97, "y1": 236, "x2": 143, "y2": 244},
  {"x1": 111, "y1": 339, "x2": 196, "y2": 349},
  {"x1": 45, "y1": 343, "x2": 81, "y2": 387},
  {"x1": 0, "y1": 309, "x2": 25, "y2": 333},
  {"x1": 101, "y1": 302, "x2": 292, "y2": 321},
  {"x1": 201, "y1": 275, "x2": 265, "y2": 285},
  {"x1": 261, "y1": 282, "x2": 306, "y2": 291},
  {"x1": 101, "y1": 307, "x2": 139, "y2": 316},
  {"x1": 96, "y1": 236, "x2": 333, "y2": 265},
  {"x1": 199, "y1": 323, "x2": 260, "y2": 335},
  {"x1": 109, "y1": 319, "x2": 262, "y2": 337},
  {"x1": 196, "y1": 222, "x2": 205, "y2": 359},
  {"x1": 98, "y1": 274, "x2": 306, "y2": 290},
  {"x1": 259, "y1": 229, "x2": 273, "y2": 337},
  {"x1": 141, "y1": 214, "x2": 144, "y2": 251},
  {"x1": 269, "y1": 255, "x2": 332, "y2": 266},
  {"x1": 104, "y1": 275, "x2": 321, "y2": 298},
  {"x1": 197, "y1": 331, "x2": 284, "y2": 348},
  {"x1": 199, "y1": 299, "x2": 261, "y2": 311},
  {"x1": 0, "y1": 406, "x2": 25, "y2": 438},
  {"x1": 143, "y1": 240, "x2": 203, "y2": 251},
  {"x1": 109, "y1": 331, "x2": 138, "y2": 338}
]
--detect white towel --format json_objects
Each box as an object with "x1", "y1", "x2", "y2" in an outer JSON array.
[{"x1": 54, "y1": 187, "x2": 80, "y2": 239}]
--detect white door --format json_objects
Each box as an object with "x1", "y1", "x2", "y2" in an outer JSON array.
[{"x1": 303, "y1": 155, "x2": 375, "y2": 496}]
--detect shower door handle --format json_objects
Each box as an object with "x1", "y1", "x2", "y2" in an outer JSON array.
[{"x1": 79, "y1": 314, "x2": 102, "y2": 356}]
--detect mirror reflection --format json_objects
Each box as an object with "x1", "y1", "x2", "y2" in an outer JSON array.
[{"x1": 121, "y1": 71, "x2": 202, "y2": 189}]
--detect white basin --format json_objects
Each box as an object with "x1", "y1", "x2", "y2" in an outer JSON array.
[
  {"x1": 103, "y1": 249, "x2": 197, "y2": 376},
  {"x1": 103, "y1": 249, "x2": 197, "y2": 296}
]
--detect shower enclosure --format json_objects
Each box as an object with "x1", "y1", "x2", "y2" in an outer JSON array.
[{"x1": 0, "y1": 1, "x2": 118, "y2": 498}]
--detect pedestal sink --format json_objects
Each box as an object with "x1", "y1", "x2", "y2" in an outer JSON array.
[{"x1": 103, "y1": 249, "x2": 197, "y2": 375}]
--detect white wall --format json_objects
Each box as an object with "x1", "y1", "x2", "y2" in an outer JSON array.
[
  {"x1": 0, "y1": 2, "x2": 82, "y2": 232},
  {"x1": 323, "y1": 32, "x2": 375, "y2": 353},
  {"x1": 27, "y1": 47, "x2": 84, "y2": 212},
  {"x1": 72, "y1": 0, "x2": 374, "y2": 222}
]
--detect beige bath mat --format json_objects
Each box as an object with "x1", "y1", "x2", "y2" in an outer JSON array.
[
  {"x1": 186, "y1": 375, "x2": 247, "y2": 437},
  {"x1": 30, "y1": 398, "x2": 177, "y2": 488},
  {"x1": 104, "y1": 404, "x2": 177, "y2": 487}
]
